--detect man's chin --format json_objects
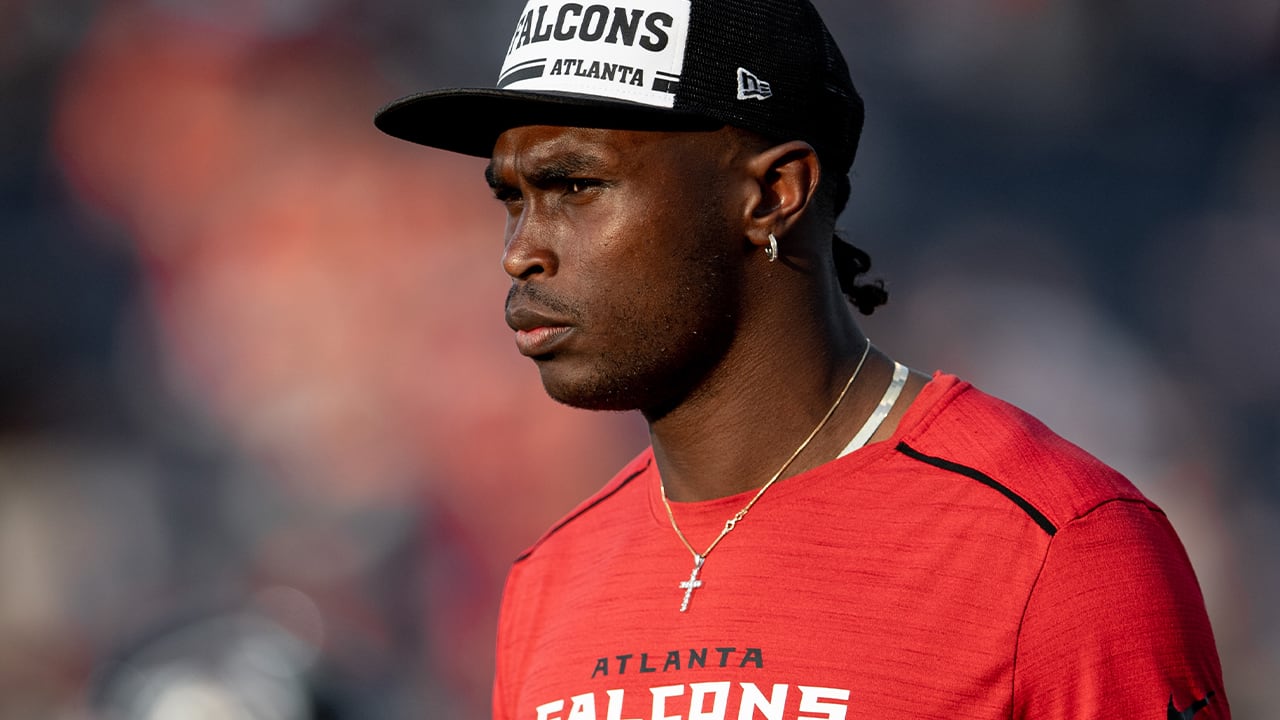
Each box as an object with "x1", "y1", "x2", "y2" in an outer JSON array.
[
  {"x1": 536, "y1": 366, "x2": 646, "y2": 413},
  {"x1": 541, "y1": 382, "x2": 639, "y2": 413}
]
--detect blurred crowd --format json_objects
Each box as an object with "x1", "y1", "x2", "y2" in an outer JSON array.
[{"x1": 0, "y1": 0, "x2": 1275, "y2": 718}]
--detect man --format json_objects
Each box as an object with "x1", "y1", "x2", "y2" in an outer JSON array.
[{"x1": 375, "y1": 1, "x2": 1228, "y2": 717}]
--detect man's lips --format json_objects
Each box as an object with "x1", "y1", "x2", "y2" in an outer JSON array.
[
  {"x1": 514, "y1": 325, "x2": 573, "y2": 357},
  {"x1": 505, "y1": 305, "x2": 574, "y2": 357}
]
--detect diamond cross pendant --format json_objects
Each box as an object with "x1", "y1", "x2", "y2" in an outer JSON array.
[{"x1": 678, "y1": 555, "x2": 705, "y2": 612}]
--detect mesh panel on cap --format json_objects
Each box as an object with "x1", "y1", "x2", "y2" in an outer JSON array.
[{"x1": 674, "y1": 0, "x2": 860, "y2": 174}]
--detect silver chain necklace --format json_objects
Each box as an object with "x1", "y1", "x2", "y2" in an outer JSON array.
[{"x1": 659, "y1": 340, "x2": 875, "y2": 612}]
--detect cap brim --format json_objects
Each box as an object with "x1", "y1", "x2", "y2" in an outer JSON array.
[{"x1": 374, "y1": 88, "x2": 723, "y2": 158}]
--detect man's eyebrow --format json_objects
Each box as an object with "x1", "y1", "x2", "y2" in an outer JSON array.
[
  {"x1": 485, "y1": 151, "x2": 605, "y2": 190},
  {"x1": 528, "y1": 152, "x2": 603, "y2": 184}
]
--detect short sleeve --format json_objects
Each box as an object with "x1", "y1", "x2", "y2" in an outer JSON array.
[{"x1": 1013, "y1": 499, "x2": 1229, "y2": 718}]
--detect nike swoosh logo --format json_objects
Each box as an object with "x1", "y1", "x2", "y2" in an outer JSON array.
[{"x1": 1168, "y1": 691, "x2": 1215, "y2": 720}]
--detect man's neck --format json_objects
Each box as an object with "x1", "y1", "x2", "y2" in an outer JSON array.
[{"x1": 646, "y1": 329, "x2": 902, "y2": 503}]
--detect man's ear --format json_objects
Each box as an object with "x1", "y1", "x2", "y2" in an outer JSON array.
[{"x1": 743, "y1": 140, "x2": 821, "y2": 254}]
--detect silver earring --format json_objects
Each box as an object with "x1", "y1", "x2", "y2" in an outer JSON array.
[{"x1": 765, "y1": 233, "x2": 779, "y2": 262}]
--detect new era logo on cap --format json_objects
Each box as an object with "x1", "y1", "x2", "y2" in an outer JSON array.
[
  {"x1": 498, "y1": 0, "x2": 692, "y2": 108},
  {"x1": 736, "y1": 67, "x2": 772, "y2": 100}
]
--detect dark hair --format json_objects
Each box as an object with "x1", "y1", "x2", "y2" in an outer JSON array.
[{"x1": 821, "y1": 170, "x2": 887, "y2": 315}]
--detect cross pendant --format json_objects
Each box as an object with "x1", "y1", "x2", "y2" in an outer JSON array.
[{"x1": 678, "y1": 555, "x2": 705, "y2": 612}]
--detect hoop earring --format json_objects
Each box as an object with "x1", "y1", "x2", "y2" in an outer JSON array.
[{"x1": 765, "y1": 233, "x2": 779, "y2": 262}]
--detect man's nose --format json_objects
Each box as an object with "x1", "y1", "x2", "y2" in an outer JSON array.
[{"x1": 501, "y1": 209, "x2": 558, "y2": 281}]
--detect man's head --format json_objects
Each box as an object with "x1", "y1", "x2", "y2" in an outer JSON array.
[
  {"x1": 376, "y1": 0, "x2": 886, "y2": 413},
  {"x1": 488, "y1": 121, "x2": 828, "y2": 415}
]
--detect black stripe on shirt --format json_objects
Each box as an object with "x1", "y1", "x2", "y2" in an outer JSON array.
[{"x1": 896, "y1": 441, "x2": 1057, "y2": 536}]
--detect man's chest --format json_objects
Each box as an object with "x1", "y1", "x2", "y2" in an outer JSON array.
[{"x1": 498, "y1": 510, "x2": 1045, "y2": 720}]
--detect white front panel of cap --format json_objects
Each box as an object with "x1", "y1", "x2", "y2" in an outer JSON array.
[{"x1": 497, "y1": 0, "x2": 691, "y2": 108}]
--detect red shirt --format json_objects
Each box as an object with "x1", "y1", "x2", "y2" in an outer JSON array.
[{"x1": 493, "y1": 374, "x2": 1228, "y2": 719}]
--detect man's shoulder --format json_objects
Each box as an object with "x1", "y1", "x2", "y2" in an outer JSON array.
[
  {"x1": 513, "y1": 448, "x2": 655, "y2": 563},
  {"x1": 894, "y1": 373, "x2": 1155, "y2": 533}
]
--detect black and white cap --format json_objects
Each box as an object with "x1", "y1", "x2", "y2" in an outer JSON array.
[{"x1": 375, "y1": 0, "x2": 864, "y2": 174}]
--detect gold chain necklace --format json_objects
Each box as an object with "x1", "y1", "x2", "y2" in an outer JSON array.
[{"x1": 660, "y1": 339, "x2": 873, "y2": 612}]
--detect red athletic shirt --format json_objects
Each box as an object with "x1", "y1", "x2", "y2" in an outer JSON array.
[{"x1": 492, "y1": 374, "x2": 1228, "y2": 719}]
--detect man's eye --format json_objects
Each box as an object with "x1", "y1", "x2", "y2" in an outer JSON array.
[{"x1": 566, "y1": 179, "x2": 597, "y2": 194}]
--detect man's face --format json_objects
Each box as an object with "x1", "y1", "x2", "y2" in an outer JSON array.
[{"x1": 487, "y1": 124, "x2": 750, "y2": 415}]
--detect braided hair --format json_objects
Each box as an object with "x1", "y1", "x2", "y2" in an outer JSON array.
[{"x1": 825, "y1": 171, "x2": 887, "y2": 315}]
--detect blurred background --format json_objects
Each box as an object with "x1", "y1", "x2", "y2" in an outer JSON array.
[{"x1": 0, "y1": 0, "x2": 1275, "y2": 717}]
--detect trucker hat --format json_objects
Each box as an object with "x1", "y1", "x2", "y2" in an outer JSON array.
[{"x1": 374, "y1": 0, "x2": 864, "y2": 174}]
